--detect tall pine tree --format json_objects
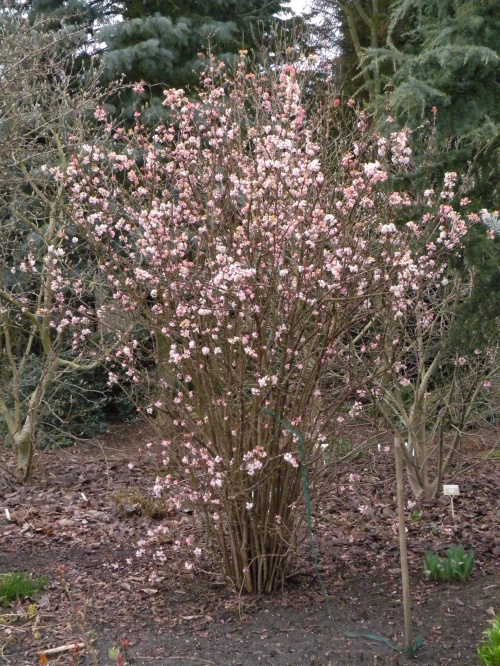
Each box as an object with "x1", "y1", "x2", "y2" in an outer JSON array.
[
  {"x1": 26, "y1": 0, "x2": 294, "y2": 116},
  {"x1": 103, "y1": 1, "x2": 287, "y2": 88}
]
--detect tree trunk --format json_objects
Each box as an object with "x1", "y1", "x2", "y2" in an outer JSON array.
[
  {"x1": 401, "y1": 437, "x2": 439, "y2": 500},
  {"x1": 11, "y1": 348, "x2": 59, "y2": 482},
  {"x1": 14, "y1": 429, "x2": 34, "y2": 482}
]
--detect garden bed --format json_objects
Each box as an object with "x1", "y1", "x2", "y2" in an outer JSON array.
[{"x1": 1, "y1": 422, "x2": 499, "y2": 665}]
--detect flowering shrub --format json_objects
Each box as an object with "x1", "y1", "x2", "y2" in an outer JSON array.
[{"x1": 66, "y1": 55, "x2": 488, "y2": 590}]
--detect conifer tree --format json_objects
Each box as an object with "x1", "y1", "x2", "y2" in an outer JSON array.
[
  {"x1": 308, "y1": 0, "x2": 395, "y2": 99},
  {"x1": 103, "y1": 1, "x2": 287, "y2": 88},
  {"x1": 365, "y1": 0, "x2": 500, "y2": 352},
  {"x1": 365, "y1": 0, "x2": 500, "y2": 208},
  {"x1": 25, "y1": 0, "x2": 293, "y2": 117},
  {"x1": 309, "y1": 1, "x2": 500, "y2": 353}
]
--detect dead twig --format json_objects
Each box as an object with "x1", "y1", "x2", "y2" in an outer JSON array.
[{"x1": 38, "y1": 642, "x2": 85, "y2": 658}]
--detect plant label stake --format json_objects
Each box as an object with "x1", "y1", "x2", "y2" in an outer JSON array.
[
  {"x1": 443, "y1": 484, "x2": 459, "y2": 522},
  {"x1": 394, "y1": 435, "x2": 414, "y2": 651}
]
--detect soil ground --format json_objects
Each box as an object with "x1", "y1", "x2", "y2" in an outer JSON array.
[{"x1": 0, "y1": 422, "x2": 499, "y2": 665}]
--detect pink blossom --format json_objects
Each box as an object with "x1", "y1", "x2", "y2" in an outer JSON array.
[
  {"x1": 283, "y1": 453, "x2": 299, "y2": 468},
  {"x1": 94, "y1": 107, "x2": 107, "y2": 121}
]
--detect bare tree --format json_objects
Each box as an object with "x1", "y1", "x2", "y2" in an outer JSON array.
[{"x1": 0, "y1": 13, "x2": 118, "y2": 480}]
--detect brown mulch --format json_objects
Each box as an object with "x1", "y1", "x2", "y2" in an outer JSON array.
[{"x1": 0, "y1": 422, "x2": 499, "y2": 665}]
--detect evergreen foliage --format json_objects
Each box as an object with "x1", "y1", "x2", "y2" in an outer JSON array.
[
  {"x1": 364, "y1": 0, "x2": 500, "y2": 209},
  {"x1": 448, "y1": 223, "x2": 500, "y2": 353},
  {"x1": 308, "y1": 0, "x2": 395, "y2": 98},
  {"x1": 26, "y1": 0, "x2": 294, "y2": 118},
  {"x1": 102, "y1": 0, "x2": 293, "y2": 118},
  {"x1": 356, "y1": 0, "x2": 500, "y2": 353}
]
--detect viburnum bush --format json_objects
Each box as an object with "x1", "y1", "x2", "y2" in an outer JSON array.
[{"x1": 66, "y1": 55, "x2": 490, "y2": 591}]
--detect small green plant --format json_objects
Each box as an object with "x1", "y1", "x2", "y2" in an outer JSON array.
[
  {"x1": 478, "y1": 615, "x2": 500, "y2": 665},
  {"x1": 479, "y1": 449, "x2": 500, "y2": 460},
  {"x1": 411, "y1": 508, "x2": 421, "y2": 521},
  {"x1": 424, "y1": 544, "x2": 475, "y2": 582},
  {"x1": 109, "y1": 638, "x2": 130, "y2": 665},
  {"x1": 0, "y1": 571, "x2": 48, "y2": 607},
  {"x1": 109, "y1": 647, "x2": 122, "y2": 664}
]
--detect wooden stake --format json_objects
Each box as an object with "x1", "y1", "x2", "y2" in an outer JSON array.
[{"x1": 394, "y1": 435, "x2": 414, "y2": 651}]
